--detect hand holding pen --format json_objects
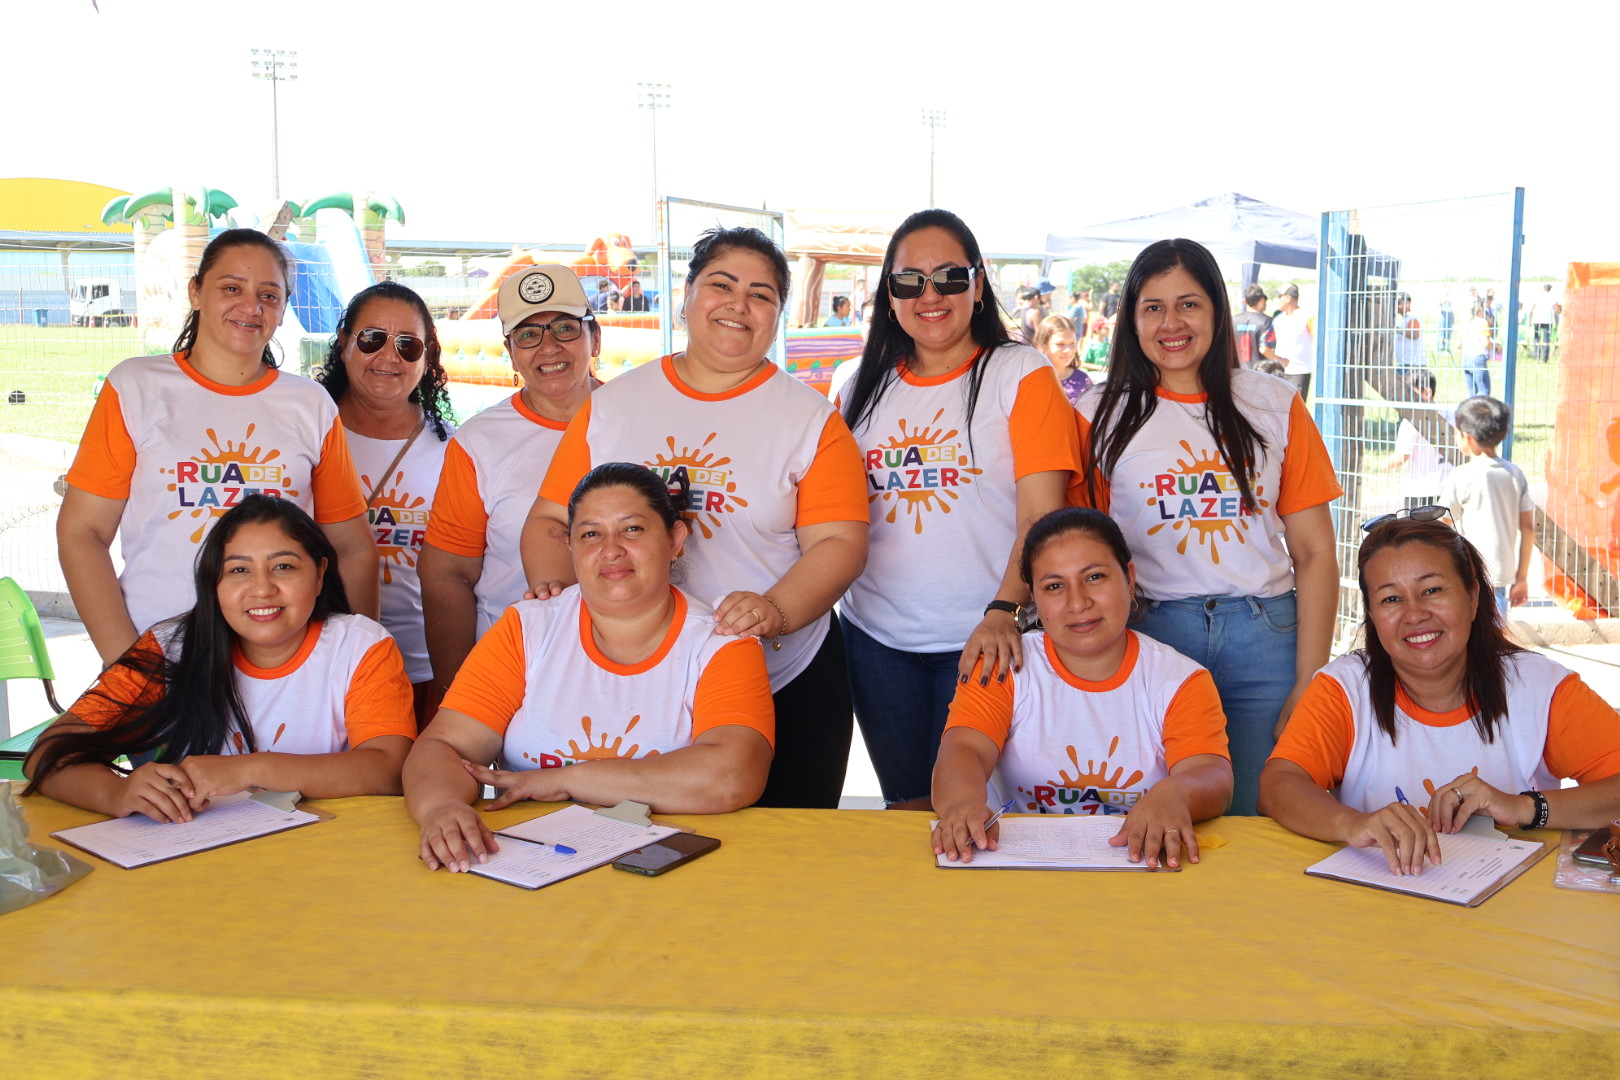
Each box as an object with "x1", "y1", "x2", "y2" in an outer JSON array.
[{"x1": 932, "y1": 798, "x2": 1016, "y2": 864}]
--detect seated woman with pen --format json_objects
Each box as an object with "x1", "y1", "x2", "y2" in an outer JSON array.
[
  {"x1": 931, "y1": 508, "x2": 1233, "y2": 869},
  {"x1": 24, "y1": 496, "x2": 416, "y2": 820},
  {"x1": 1259, "y1": 511, "x2": 1620, "y2": 875},
  {"x1": 405, "y1": 463, "x2": 775, "y2": 873}
]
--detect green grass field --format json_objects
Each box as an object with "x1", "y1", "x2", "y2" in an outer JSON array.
[{"x1": 0, "y1": 325, "x2": 145, "y2": 444}]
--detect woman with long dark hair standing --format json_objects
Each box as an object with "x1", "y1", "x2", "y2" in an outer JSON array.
[
  {"x1": 1078, "y1": 238, "x2": 1341, "y2": 815},
  {"x1": 839, "y1": 209, "x2": 1083, "y2": 810}
]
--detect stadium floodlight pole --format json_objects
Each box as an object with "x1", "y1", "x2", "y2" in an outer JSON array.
[
  {"x1": 249, "y1": 48, "x2": 299, "y2": 201},
  {"x1": 922, "y1": 108, "x2": 947, "y2": 206},
  {"x1": 638, "y1": 82, "x2": 673, "y2": 239}
]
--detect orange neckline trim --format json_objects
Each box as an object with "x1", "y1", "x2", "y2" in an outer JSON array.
[
  {"x1": 1394, "y1": 683, "x2": 1475, "y2": 727},
  {"x1": 234, "y1": 619, "x2": 322, "y2": 679},
  {"x1": 510, "y1": 391, "x2": 571, "y2": 431},
  {"x1": 898, "y1": 346, "x2": 985, "y2": 387},
  {"x1": 1045, "y1": 629, "x2": 1139, "y2": 692},
  {"x1": 1155, "y1": 385, "x2": 1207, "y2": 404},
  {"x1": 662, "y1": 353, "x2": 777, "y2": 402},
  {"x1": 175, "y1": 351, "x2": 280, "y2": 397},
  {"x1": 578, "y1": 588, "x2": 688, "y2": 675}
]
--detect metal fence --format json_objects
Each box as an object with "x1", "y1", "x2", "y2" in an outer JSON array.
[{"x1": 656, "y1": 197, "x2": 787, "y2": 365}]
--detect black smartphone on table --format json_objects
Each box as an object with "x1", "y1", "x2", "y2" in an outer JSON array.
[{"x1": 612, "y1": 833, "x2": 721, "y2": 876}]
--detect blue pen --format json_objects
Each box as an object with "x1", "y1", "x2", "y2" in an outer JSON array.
[
  {"x1": 982, "y1": 798, "x2": 1017, "y2": 833},
  {"x1": 538, "y1": 841, "x2": 577, "y2": 855},
  {"x1": 1395, "y1": 786, "x2": 1410, "y2": 806}
]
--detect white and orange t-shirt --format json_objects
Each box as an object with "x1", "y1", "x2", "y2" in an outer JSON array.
[
  {"x1": 1076, "y1": 368, "x2": 1341, "y2": 600},
  {"x1": 538, "y1": 356, "x2": 868, "y2": 690},
  {"x1": 439, "y1": 586, "x2": 774, "y2": 770},
  {"x1": 1270, "y1": 651, "x2": 1620, "y2": 813},
  {"x1": 72, "y1": 614, "x2": 416, "y2": 755},
  {"x1": 842, "y1": 343, "x2": 1083, "y2": 652},
  {"x1": 424, "y1": 393, "x2": 567, "y2": 637},
  {"x1": 947, "y1": 630, "x2": 1228, "y2": 815},
  {"x1": 349, "y1": 425, "x2": 454, "y2": 684},
  {"x1": 65, "y1": 353, "x2": 367, "y2": 635}
]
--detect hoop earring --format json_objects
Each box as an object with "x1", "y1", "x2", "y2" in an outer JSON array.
[
  {"x1": 974, "y1": 300, "x2": 984, "y2": 314},
  {"x1": 888, "y1": 308, "x2": 897, "y2": 323}
]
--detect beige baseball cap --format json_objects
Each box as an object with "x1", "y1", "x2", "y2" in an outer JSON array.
[{"x1": 498, "y1": 264, "x2": 590, "y2": 334}]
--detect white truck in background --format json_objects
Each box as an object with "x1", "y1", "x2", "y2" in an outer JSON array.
[{"x1": 69, "y1": 278, "x2": 132, "y2": 326}]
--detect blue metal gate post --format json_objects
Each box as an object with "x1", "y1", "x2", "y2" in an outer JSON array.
[{"x1": 1502, "y1": 186, "x2": 1526, "y2": 459}]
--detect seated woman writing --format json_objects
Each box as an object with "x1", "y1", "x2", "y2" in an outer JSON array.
[
  {"x1": 405, "y1": 463, "x2": 775, "y2": 873},
  {"x1": 931, "y1": 508, "x2": 1233, "y2": 869},
  {"x1": 1259, "y1": 513, "x2": 1620, "y2": 875},
  {"x1": 25, "y1": 496, "x2": 416, "y2": 820}
]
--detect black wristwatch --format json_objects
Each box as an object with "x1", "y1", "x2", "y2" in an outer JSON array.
[
  {"x1": 984, "y1": 600, "x2": 1020, "y2": 618},
  {"x1": 1519, "y1": 789, "x2": 1550, "y2": 830}
]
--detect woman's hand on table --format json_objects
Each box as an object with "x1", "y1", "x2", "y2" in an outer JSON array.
[
  {"x1": 712, "y1": 590, "x2": 778, "y2": 639},
  {"x1": 932, "y1": 795, "x2": 999, "y2": 863},
  {"x1": 957, "y1": 609, "x2": 1023, "y2": 685},
  {"x1": 176, "y1": 755, "x2": 255, "y2": 810},
  {"x1": 463, "y1": 759, "x2": 571, "y2": 811},
  {"x1": 1109, "y1": 782, "x2": 1198, "y2": 868},
  {"x1": 418, "y1": 800, "x2": 500, "y2": 873},
  {"x1": 1427, "y1": 772, "x2": 1533, "y2": 833},
  {"x1": 1344, "y1": 802, "x2": 1440, "y2": 876},
  {"x1": 116, "y1": 762, "x2": 198, "y2": 823}
]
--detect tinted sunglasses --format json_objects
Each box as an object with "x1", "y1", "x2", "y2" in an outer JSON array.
[
  {"x1": 1361, "y1": 503, "x2": 1448, "y2": 532},
  {"x1": 510, "y1": 317, "x2": 591, "y2": 348},
  {"x1": 887, "y1": 266, "x2": 977, "y2": 300},
  {"x1": 354, "y1": 328, "x2": 425, "y2": 364}
]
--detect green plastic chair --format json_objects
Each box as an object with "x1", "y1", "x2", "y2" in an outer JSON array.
[{"x1": 0, "y1": 577, "x2": 64, "y2": 781}]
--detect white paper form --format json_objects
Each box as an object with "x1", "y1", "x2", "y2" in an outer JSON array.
[
  {"x1": 52, "y1": 796, "x2": 320, "y2": 868},
  {"x1": 1305, "y1": 831, "x2": 1546, "y2": 906},
  {"x1": 933, "y1": 815, "x2": 1165, "y2": 871},
  {"x1": 472, "y1": 804, "x2": 678, "y2": 890}
]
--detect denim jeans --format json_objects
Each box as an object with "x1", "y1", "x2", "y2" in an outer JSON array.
[
  {"x1": 844, "y1": 616, "x2": 964, "y2": 805},
  {"x1": 1493, "y1": 586, "x2": 1509, "y2": 619},
  {"x1": 1133, "y1": 592, "x2": 1299, "y2": 817},
  {"x1": 1465, "y1": 354, "x2": 1490, "y2": 398}
]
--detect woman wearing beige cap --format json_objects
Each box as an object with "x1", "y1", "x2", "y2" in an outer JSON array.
[{"x1": 417, "y1": 264, "x2": 601, "y2": 692}]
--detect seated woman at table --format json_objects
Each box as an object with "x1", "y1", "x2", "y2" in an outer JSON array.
[
  {"x1": 24, "y1": 495, "x2": 416, "y2": 821},
  {"x1": 931, "y1": 507, "x2": 1233, "y2": 869},
  {"x1": 1259, "y1": 515, "x2": 1620, "y2": 875},
  {"x1": 405, "y1": 462, "x2": 775, "y2": 873}
]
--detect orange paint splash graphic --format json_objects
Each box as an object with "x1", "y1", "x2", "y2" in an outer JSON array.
[
  {"x1": 868, "y1": 409, "x2": 982, "y2": 535},
  {"x1": 647, "y1": 432, "x2": 747, "y2": 541},
  {"x1": 161, "y1": 424, "x2": 302, "y2": 543},
  {"x1": 1139, "y1": 440, "x2": 1268, "y2": 565},
  {"x1": 365, "y1": 468, "x2": 429, "y2": 585}
]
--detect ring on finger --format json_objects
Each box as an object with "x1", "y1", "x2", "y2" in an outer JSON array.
[{"x1": 1453, "y1": 787, "x2": 1464, "y2": 804}]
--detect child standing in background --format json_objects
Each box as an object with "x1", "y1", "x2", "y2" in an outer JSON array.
[
  {"x1": 1385, "y1": 371, "x2": 1453, "y2": 511},
  {"x1": 1443, "y1": 396, "x2": 1535, "y2": 616}
]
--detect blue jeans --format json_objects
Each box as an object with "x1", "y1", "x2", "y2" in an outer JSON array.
[
  {"x1": 844, "y1": 617, "x2": 964, "y2": 805},
  {"x1": 1133, "y1": 593, "x2": 1298, "y2": 817},
  {"x1": 1465, "y1": 354, "x2": 1490, "y2": 398},
  {"x1": 1494, "y1": 586, "x2": 1509, "y2": 618}
]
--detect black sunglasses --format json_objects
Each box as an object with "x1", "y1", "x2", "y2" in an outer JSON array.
[
  {"x1": 887, "y1": 266, "x2": 978, "y2": 300},
  {"x1": 354, "y1": 328, "x2": 425, "y2": 364},
  {"x1": 1361, "y1": 504, "x2": 1448, "y2": 532}
]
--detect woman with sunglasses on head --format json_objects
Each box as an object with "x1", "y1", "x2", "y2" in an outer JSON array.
[
  {"x1": 519, "y1": 228, "x2": 869, "y2": 810},
  {"x1": 839, "y1": 209, "x2": 1083, "y2": 811},
  {"x1": 26, "y1": 496, "x2": 416, "y2": 819},
  {"x1": 933, "y1": 508, "x2": 1232, "y2": 868},
  {"x1": 58, "y1": 228, "x2": 378, "y2": 668},
  {"x1": 1077, "y1": 238, "x2": 1341, "y2": 817},
  {"x1": 316, "y1": 282, "x2": 456, "y2": 728},
  {"x1": 1259, "y1": 515, "x2": 1620, "y2": 874},
  {"x1": 416, "y1": 265, "x2": 601, "y2": 697}
]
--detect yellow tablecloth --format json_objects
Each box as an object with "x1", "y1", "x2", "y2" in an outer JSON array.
[{"x1": 4, "y1": 796, "x2": 1616, "y2": 1079}]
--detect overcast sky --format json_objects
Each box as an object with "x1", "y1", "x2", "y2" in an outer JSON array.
[{"x1": 10, "y1": 1, "x2": 1616, "y2": 276}]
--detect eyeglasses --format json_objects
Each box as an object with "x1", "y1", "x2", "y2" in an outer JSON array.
[
  {"x1": 509, "y1": 317, "x2": 592, "y2": 349},
  {"x1": 887, "y1": 266, "x2": 978, "y2": 300},
  {"x1": 355, "y1": 329, "x2": 425, "y2": 364},
  {"x1": 1361, "y1": 504, "x2": 1448, "y2": 532}
]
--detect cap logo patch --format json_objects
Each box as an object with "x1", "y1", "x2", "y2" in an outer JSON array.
[{"x1": 518, "y1": 272, "x2": 555, "y2": 304}]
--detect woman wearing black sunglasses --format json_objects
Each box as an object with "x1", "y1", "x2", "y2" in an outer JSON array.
[
  {"x1": 838, "y1": 209, "x2": 1083, "y2": 811},
  {"x1": 317, "y1": 281, "x2": 455, "y2": 727}
]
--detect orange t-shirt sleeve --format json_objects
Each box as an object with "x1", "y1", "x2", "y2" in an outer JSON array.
[
  {"x1": 1162, "y1": 669, "x2": 1230, "y2": 766},
  {"x1": 537, "y1": 398, "x2": 595, "y2": 506},
  {"x1": 310, "y1": 419, "x2": 368, "y2": 524},
  {"x1": 1268, "y1": 672, "x2": 1355, "y2": 789},
  {"x1": 342, "y1": 637, "x2": 419, "y2": 746},
  {"x1": 70, "y1": 631, "x2": 166, "y2": 730},
  {"x1": 423, "y1": 439, "x2": 489, "y2": 557},
  {"x1": 692, "y1": 638, "x2": 776, "y2": 748},
  {"x1": 794, "y1": 412, "x2": 870, "y2": 528},
  {"x1": 1008, "y1": 366, "x2": 1084, "y2": 480},
  {"x1": 943, "y1": 658, "x2": 1015, "y2": 751},
  {"x1": 438, "y1": 606, "x2": 528, "y2": 735},
  {"x1": 1276, "y1": 395, "x2": 1344, "y2": 516},
  {"x1": 1070, "y1": 412, "x2": 1109, "y2": 512},
  {"x1": 1543, "y1": 673, "x2": 1620, "y2": 783},
  {"x1": 65, "y1": 381, "x2": 137, "y2": 500}
]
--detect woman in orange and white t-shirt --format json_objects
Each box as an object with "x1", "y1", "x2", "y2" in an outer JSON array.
[
  {"x1": 933, "y1": 508, "x2": 1232, "y2": 869},
  {"x1": 57, "y1": 228, "x2": 377, "y2": 666},
  {"x1": 518, "y1": 229, "x2": 867, "y2": 811},
  {"x1": 407, "y1": 463, "x2": 775, "y2": 872},
  {"x1": 25, "y1": 496, "x2": 415, "y2": 821},
  {"x1": 839, "y1": 209, "x2": 1083, "y2": 810},
  {"x1": 1260, "y1": 517, "x2": 1620, "y2": 876}
]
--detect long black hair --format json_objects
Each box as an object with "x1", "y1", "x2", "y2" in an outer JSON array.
[
  {"x1": 25, "y1": 497, "x2": 350, "y2": 788},
  {"x1": 315, "y1": 281, "x2": 453, "y2": 440},
  {"x1": 1084, "y1": 238, "x2": 1267, "y2": 514},
  {"x1": 172, "y1": 228, "x2": 294, "y2": 369},
  {"x1": 841, "y1": 209, "x2": 1011, "y2": 443},
  {"x1": 1356, "y1": 519, "x2": 1520, "y2": 744}
]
